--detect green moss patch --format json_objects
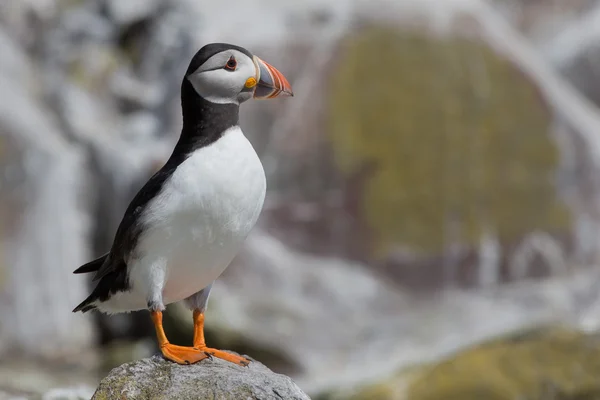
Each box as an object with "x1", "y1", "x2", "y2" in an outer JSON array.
[
  {"x1": 319, "y1": 328, "x2": 600, "y2": 400},
  {"x1": 407, "y1": 328, "x2": 600, "y2": 400},
  {"x1": 328, "y1": 27, "x2": 570, "y2": 256}
]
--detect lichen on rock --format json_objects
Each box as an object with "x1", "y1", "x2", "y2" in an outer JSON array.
[
  {"x1": 319, "y1": 328, "x2": 600, "y2": 400},
  {"x1": 329, "y1": 27, "x2": 570, "y2": 257},
  {"x1": 92, "y1": 354, "x2": 310, "y2": 400},
  {"x1": 407, "y1": 328, "x2": 600, "y2": 400}
]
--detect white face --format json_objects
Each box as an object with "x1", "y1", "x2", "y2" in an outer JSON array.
[{"x1": 187, "y1": 49, "x2": 257, "y2": 105}]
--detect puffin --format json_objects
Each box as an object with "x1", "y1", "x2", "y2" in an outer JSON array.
[{"x1": 73, "y1": 43, "x2": 292, "y2": 366}]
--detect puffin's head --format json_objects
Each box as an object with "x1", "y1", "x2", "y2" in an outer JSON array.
[{"x1": 185, "y1": 43, "x2": 293, "y2": 105}]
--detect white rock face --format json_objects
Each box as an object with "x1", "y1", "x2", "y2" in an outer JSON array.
[
  {"x1": 0, "y1": 25, "x2": 93, "y2": 358},
  {"x1": 104, "y1": 0, "x2": 162, "y2": 26}
]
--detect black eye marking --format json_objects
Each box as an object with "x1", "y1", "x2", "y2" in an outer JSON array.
[{"x1": 225, "y1": 56, "x2": 237, "y2": 71}]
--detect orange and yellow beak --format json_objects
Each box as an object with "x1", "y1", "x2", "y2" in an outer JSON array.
[{"x1": 251, "y1": 56, "x2": 293, "y2": 99}]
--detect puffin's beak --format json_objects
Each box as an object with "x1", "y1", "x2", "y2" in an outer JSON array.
[{"x1": 252, "y1": 56, "x2": 293, "y2": 99}]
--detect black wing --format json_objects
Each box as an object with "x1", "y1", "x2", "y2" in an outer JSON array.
[
  {"x1": 73, "y1": 252, "x2": 109, "y2": 274},
  {"x1": 72, "y1": 165, "x2": 178, "y2": 313},
  {"x1": 91, "y1": 167, "x2": 176, "y2": 281}
]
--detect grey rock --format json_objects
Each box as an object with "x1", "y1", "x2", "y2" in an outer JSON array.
[
  {"x1": 0, "y1": 358, "x2": 98, "y2": 399},
  {"x1": 0, "y1": 390, "x2": 29, "y2": 400},
  {"x1": 542, "y1": 4, "x2": 600, "y2": 109},
  {"x1": 92, "y1": 355, "x2": 310, "y2": 400},
  {"x1": 0, "y1": 25, "x2": 94, "y2": 358},
  {"x1": 109, "y1": 69, "x2": 164, "y2": 109},
  {"x1": 104, "y1": 0, "x2": 162, "y2": 26},
  {"x1": 120, "y1": 112, "x2": 161, "y2": 143}
]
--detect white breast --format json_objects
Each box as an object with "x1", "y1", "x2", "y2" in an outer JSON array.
[{"x1": 124, "y1": 126, "x2": 266, "y2": 309}]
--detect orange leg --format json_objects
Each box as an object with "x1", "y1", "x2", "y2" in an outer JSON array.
[
  {"x1": 151, "y1": 311, "x2": 209, "y2": 365},
  {"x1": 192, "y1": 309, "x2": 251, "y2": 366}
]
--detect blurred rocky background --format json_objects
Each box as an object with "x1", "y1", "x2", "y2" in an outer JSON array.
[{"x1": 3, "y1": 0, "x2": 600, "y2": 399}]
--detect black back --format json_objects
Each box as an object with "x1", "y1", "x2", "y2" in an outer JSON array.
[{"x1": 73, "y1": 43, "x2": 250, "y2": 312}]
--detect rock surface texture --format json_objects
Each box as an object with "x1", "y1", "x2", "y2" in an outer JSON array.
[{"x1": 92, "y1": 355, "x2": 310, "y2": 400}]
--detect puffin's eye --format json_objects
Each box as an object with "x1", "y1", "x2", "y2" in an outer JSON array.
[{"x1": 225, "y1": 57, "x2": 237, "y2": 71}]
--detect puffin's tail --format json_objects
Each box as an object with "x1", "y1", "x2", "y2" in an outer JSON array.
[
  {"x1": 73, "y1": 253, "x2": 108, "y2": 274},
  {"x1": 73, "y1": 254, "x2": 129, "y2": 313},
  {"x1": 72, "y1": 254, "x2": 109, "y2": 313},
  {"x1": 72, "y1": 298, "x2": 97, "y2": 313}
]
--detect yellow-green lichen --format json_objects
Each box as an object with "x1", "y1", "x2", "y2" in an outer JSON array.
[
  {"x1": 328, "y1": 28, "x2": 570, "y2": 256},
  {"x1": 67, "y1": 47, "x2": 121, "y2": 91},
  {"x1": 407, "y1": 328, "x2": 600, "y2": 400},
  {"x1": 318, "y1": 328, "x2": 600, "y2": 400}
]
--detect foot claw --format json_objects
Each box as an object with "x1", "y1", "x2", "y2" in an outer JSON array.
[{"x1": 196, "y1": 347, "x2": 252, "y2": 366}]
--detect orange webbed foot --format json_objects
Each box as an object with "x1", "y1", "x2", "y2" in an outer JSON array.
[
  {"x1": 160, "y1": 343, "x2": 210, "y2": 365},
  {"x1": 195, "y1": 347, "x2": 251, "y2": 366}
]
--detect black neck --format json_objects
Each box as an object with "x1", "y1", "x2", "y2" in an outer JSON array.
[{"x1": 167, "y1": 78, "x2": 239, "y2": 165}]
